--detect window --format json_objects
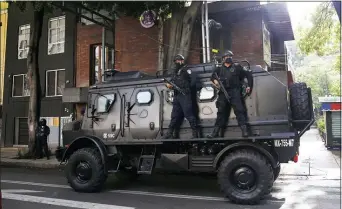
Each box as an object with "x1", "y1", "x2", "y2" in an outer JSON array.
[
  {"x1": 12, "y1": 74, "x2": 30, "y2": 97},
  {"x1": 18, "y1": 24, "x2": 30, "y2": 59},
  {"x1": 136, "y1": 90, "x2": 153, "y2": 105},
  {"x1": 165, "y1": 90, "x2": 174, "y2": 104},
  {"x1": 48, "y1": 16, "x2": 65, "y2": 55},
  {"x1": 198, "y1": 86, "x2": 215, "y2": 102},
  {"x1": 92, "y1": 44, "x2": 115, "y2": 84},
  {"x1": 97, "y1": 94, "x2": 115, "y2": 113},
  {"x1": 46, "y1": 69, "x2": 65, "y2": 97}
]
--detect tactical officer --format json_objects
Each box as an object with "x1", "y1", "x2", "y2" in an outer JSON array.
[
  {"x1": 36, "y1": 118, "x2": 51, "y2": 159},
  {"x1": 163, "y1": 54, "x2": 198, "y2": 139},
  {"x1": 207, "y1": 50, "x2": 253, "y2": 138}
]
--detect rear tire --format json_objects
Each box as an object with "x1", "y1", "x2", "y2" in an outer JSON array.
[
  {"x1": 66, "y1": 148, "x2": 107, "y2": 193},
  {"x1": 217, "y1": 149, "x2": 274, "y2": 204}
]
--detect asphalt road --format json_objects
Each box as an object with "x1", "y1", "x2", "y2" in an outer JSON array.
[{"x1": 1, "y1": 167, "x2": 340, "y2": 209}]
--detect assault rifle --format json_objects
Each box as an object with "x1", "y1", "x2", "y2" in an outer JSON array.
[
  {"x1": 162, "y1": 78, "x2": 186, "y2": 96},
  {"x1": 213, "y1": 72, "x2": 230, "y2": 102}
]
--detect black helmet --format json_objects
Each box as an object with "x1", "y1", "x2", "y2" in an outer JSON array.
[
  {"x1": 40, "y1": 118, "x2": 47, "y2": 126},
  {"x1": 222, "y1": 50, "x2": 234, "y2": 57},
  {"x1": 173, "y1": 54, "x2": 185, "y2": 62}
]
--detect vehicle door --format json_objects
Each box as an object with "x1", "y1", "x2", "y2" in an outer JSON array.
[
  {"x1": 89, "y1": 90, "x2": 121, "y2": 141},
  {"x1": 127, "y1": 86, "x2": 161, "y2": 140}
]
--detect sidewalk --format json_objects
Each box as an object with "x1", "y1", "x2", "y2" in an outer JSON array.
[
  {"x1": 1, "y1": 129, "x2": 340, "y2": 175},
  {"x1": 279, "y1": 128, "x2": 341, "y2": 180},
  {"x1": 1, "y1": 147, "x2": 61, "y2": 169}
]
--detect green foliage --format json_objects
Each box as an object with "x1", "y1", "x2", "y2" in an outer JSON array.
[
  {"x1": 317, "y1": 117, "x2": 326, "y2": 133},
  {"x1": 294, "y1": 56, "x2": 341, "y2": 108},
  {"x1": 333, "y1": 55, "x2": 341, "y2": 72},
  {"x1": 297, "y1": 2, "x2": 340, "y2": 56}
]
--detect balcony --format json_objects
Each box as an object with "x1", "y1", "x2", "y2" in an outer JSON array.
[{"x1": 62, "y1": 87, "x2": 89, "y2": 103}]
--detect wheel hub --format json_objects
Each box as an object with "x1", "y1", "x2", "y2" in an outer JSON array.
[
  {"x1": 233, "y1": 166, "x2": 256, "y2": 189},
  {"x1": 75, "y1": 162, "x2": 92, "y2": 182}
]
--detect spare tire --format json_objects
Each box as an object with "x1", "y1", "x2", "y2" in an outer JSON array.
[{"x1": 289, "y1": 82, "x2": 311, "y2": 130}]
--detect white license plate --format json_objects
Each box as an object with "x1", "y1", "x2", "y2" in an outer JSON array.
[{"x1": 274, "y1": 139, "x2": 295, "y2": 147}]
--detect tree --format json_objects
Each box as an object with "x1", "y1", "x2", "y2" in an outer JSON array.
[
  {"x1": 297, "y1": 1, "x2": 340, "y2": 72},
  {"x1": 7, "y1": 1, "x2": 54, "y2": 157},
  {"x1": 293, "y1": 56, "x2": 340, "y2": 108}
]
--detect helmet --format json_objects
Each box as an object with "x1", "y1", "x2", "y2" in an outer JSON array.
[
  {"x1": 40, "y1": 118, "x2": 47, "y2": 126},
  {"x1": 173, "y1": 54, "x2": 185, "y2": 62},
  {"x1": 222, "y1": 50, "x2": 234, "y2": 57}
]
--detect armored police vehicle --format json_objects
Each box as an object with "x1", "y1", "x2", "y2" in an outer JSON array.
[{"x1": 56, "y1": 61, "x2": 314, "y2": 205}]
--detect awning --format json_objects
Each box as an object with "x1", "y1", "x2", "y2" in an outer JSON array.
[
  {"x1": 208, "y1": 2, "x2": 294, "y2": 41},
  {"x1": 321, "y1": 102, "x2": 341, "y2": 111},
  {"x1": 262, "y1": 3, "x2": 294, "y2": 41},
  {"x1": 319, "y1": 97, "x2": 341, "y2": 111}
]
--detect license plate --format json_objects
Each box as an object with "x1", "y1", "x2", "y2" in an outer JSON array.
[{"x1": 274, "y1": 139, "x2": 295, "y2": 147}]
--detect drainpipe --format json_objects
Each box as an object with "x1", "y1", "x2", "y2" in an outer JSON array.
[
  {"x1": 101, "y1": 27, "x2": 106, "y2": 82},
  {"x1": 205, "y1": 1, "x2": 210, "y2": 62},
  {"x1": 201, "y1": 2, "x2": 206, "y2": 63}
]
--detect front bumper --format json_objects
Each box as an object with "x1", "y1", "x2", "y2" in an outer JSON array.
[{"x1": 55, "y1": 146, "x2": 66, "y2": 162}]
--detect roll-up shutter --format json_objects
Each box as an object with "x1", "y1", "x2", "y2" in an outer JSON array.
[{"x1": 331, "y1": 112, "x2": 341, "y2": 138}]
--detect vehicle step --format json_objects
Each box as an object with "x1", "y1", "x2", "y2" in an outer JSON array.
[
  {"x1": 108, "y1": 170, "x2": 119, "y2": 173},
  {"x1": 140, "y1": 155, "x2": 155, "y2": 158},
  {"x1": 137, "y1": 155, "x2": 155, "y2": 175}
]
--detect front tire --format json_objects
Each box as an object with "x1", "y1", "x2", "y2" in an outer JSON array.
[
  {"x1": 65, "y1": 148, "x2": 107, "y2": 193},
  {"x1": 217, "y1": 149, "x2": 274, "y2": 204},
  {"x1": 273, "y1": 164, "x2": 281, "y2": 181}
]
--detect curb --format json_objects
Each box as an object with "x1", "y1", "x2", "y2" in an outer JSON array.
[{"x1": 1, "y1": 158, "x2": 64, "y2": 169}]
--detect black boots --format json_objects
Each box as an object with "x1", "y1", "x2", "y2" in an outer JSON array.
[
  {"x1": 163, "y1": 129, "x2": 174, "y2": 139},
  {"x1": 191, "y1": 129, "x2": 198, "y2": 139},
  {"x1": 207, "y1": 126, "x2": 249, "y2": 138},
  {"x1": 207, "y1": 127, "x2": 220, "y2": 138},
  {"x1": 163, "y1": 128, "x2": 198, "y2": 139},
  {"x1": 240, "y1": 125, "x2": 248, "y2": 137}
]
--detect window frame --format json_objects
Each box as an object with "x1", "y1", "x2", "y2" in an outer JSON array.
[
  {"x1": 136, "y1": 89, "x2": 154, "y2": 106},
  {"x1": 197, "y1": 84, "x2": 217, "y2": 103},
  {"x1": 47, "y1": 15, "x2": 66, "y2": 55},
  {"x1": 165, "y1": 89, "x2": 174, "y2": 105},
  {"x1": 17, "y1": 24, "x2": 30, "y2": 60},
  {"x1": 96, "y1": 93, "x2": 116, "y2": 114},
  {"x1": 45, "y1": 69, "x2": 66, "y2": 97},
  {"x1": 90, "y1": 43, "x2": 115, "y2": 85},
  {"x1": 12, "y1": 73, "x2": 30, "y2": 98}
]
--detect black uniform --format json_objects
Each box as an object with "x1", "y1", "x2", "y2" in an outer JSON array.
[
  {"x1": 164, "y1": 64, "x2": 198, "y2": 139},
  {"x1": 35, "y1": 119, "x2": 50, "y2": 159},
  {"x1": 208, "y1": 62, "x2": 253, "y2": 137}
]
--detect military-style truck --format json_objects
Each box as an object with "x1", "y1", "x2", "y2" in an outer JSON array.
[{"x1": 56, "y1": 62, "x2": 314, "y2": 205}]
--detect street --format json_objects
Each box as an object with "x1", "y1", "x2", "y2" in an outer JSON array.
[{"x1": 1, "y1": 166, "x2": 340, "y2": 209}]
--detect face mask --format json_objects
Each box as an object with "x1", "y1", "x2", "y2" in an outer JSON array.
[
  {"x1": 175, "y1": 62, "x2": 184, "y2": 69},
  {"x1": 225, "y1": 57, "x2": 233, "y2": 64}
]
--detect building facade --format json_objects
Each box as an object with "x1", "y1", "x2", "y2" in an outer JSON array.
[
  {"x1": 1, "y1": 2, "x2": 294, "y2": 148},
  {"x1": 71, "y1": 1, "x2": 294, "y2": 118},
  {"x1": 1, "y1": 4, "x2": 76, "y2": 147},
  {"x1": 0, "y1": 7, "x2": 7, "y2": 107}
]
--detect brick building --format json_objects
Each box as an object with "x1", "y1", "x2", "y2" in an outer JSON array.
[
  {"x1": 1, "y1": 1, "x2": 294, "y2": 148},
  {"x1": 71, "y1": 1, "x2": 293, "y2": 118}
]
